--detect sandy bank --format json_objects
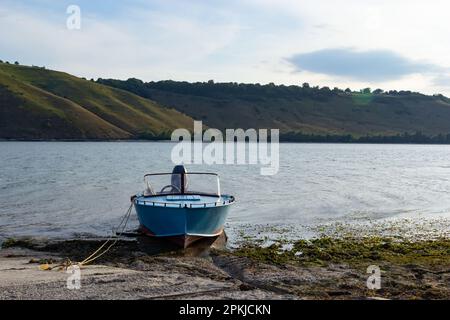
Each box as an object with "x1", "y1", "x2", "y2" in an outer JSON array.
[{"x1": 0, "y1": 236, "x2": 449, "y2": 300}]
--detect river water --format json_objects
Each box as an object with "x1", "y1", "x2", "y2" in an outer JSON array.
[{"x1": 1, "y1": 142, "x2": 449, "y2": 243}]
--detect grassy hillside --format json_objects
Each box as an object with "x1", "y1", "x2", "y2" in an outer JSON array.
[
  {"x1": 3, "y1": 61, "x2": 450, "y2": 142},
  {"x1": 0, "y1": 63, "x2": 194, "y2": 140},
  {"x1": 98, "y1": 78, "x2": 450, "y2": 140}
]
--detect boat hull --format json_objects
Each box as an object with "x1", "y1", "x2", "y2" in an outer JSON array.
[{"x1": 134, "y1": 200, "x2": 232, "y2": 248}]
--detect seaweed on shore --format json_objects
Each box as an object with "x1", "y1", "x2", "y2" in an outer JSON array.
[
  {"x1": 233, "y1": 237, "x2": 450, "y2": 267},
  {"x1": 1, "y1": 237, "x2": 45, "y2": 250}
]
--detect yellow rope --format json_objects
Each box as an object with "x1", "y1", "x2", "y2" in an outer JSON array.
[{"x1": 40, "y1": 203, "x2": 134, "y2": 271}]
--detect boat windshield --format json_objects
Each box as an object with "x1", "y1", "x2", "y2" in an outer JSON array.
[{"x1": 143, "y1": 172, "x2": 221, "y2": 197}]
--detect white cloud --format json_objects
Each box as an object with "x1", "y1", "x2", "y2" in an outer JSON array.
[
  {"x1": 0, "y1": 1, "x2": 242, "y2": 80},
  {"x1": 1, "y1": 0, "x2": 449, "y2": 95},
  {"x1": 240, "y1": 0, "x2": 450, "y2": 94}
]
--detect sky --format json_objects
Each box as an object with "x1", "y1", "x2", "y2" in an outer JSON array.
[{"x1": 1, "y1": 0, "x2": 450, "y2": 96}]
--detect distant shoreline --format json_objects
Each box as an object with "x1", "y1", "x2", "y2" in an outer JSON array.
[
  {"x1": 3, "y1": 138, "x2": 450, "y2": 145},
  {"x1": 4, "y1": 63, "x2": 450, "y2": 147}
]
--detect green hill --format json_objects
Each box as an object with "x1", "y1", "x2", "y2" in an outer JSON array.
[
  {"x1": 3, "y1": 61, "x2": 450, "y2": 142},
  {"x1": 0, "y1": 63, "x2": 194, "y2": 140},
  {"x1": 98, "y1": 78, "x2": 450, "y2": 142}
]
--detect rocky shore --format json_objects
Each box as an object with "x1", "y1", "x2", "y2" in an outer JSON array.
[{"x1": 0, "y1": 236, "x2": 449, "y2": 300}]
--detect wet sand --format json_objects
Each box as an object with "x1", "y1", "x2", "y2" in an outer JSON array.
[{"x1": 0, "y1": 236, "x2": 449, "y2": 300}]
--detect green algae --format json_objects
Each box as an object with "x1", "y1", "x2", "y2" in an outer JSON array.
[
  {"x1": 234, "y1": 237, "x2": 450, "y2": 267},
  {"x1": 1, "y1": 237, "x2": 39, "y2": 249}
]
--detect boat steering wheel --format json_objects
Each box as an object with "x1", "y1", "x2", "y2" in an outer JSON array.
[{"x1": 160, "y1": 184, "x2": 181, "y2": 194}]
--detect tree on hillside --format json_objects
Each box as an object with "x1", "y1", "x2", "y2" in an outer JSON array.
[
  {"x1": 345, "y1": 88, "x2": 352, "y2": 93},
  {"x1": 14, "y1": 61, "x2": 19, "y2": 65},
  {"x1": 361, "y1": 88, "x2": 371, "y2": 94},
  {"x1": 333, "y1": 87, "x2": 342, "y2": 93},
  {"x1": 127, "y1": 78, "x2": 144, "y2": 85},
  {"x1": 320, "y1": 86, "x2": 331, "y2": 92},
  {"x1": 373, "y1": 88, "x2": 384, "y2": 94}
]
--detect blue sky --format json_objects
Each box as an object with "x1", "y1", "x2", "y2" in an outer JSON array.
[{"x1": 1, "y1": 0, "x2": 450, "y2": 95}]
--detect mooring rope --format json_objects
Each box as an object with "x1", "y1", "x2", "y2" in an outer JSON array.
[{"x1": 39, "y1": 202, "x2": 134, "y2": 271}]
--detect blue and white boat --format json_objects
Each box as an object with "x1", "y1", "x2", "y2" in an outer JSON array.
[{"x1": 132, "y1": 166, "x2": 235, "y2": 248}]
